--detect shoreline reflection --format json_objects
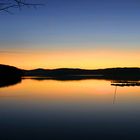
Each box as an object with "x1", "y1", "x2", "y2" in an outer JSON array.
[{"x1": 0, "y1": 78, "x2": 21, "y2": 88}]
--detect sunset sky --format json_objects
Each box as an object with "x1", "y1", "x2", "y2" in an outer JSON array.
[{"x1": 0, "y1": 0, "x2": 140, "y2": 69}]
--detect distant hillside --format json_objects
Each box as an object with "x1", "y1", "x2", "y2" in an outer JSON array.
[
  {"x1": 23, "y1": 68, "x2": 96, "y2": 76},
  {"x1": 1, "y1": 64, "x2": 140, "y2": 80},
  {"x1": 23, "y1": 67, "x2": 140, "y2": 80},
  {"x1": 1, "y1": 64, "x2": 140, "y2": 87}
]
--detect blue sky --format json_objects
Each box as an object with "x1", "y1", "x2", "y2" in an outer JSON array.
[
  {"x1": 0, "y1": 0, "x2": 140, "y2": 69},
  {"x1": 0, "y1": 0, "x2": 140, "y2": 50}
]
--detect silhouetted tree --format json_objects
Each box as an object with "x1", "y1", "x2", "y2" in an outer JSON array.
[{"x1": 0, "y1": 0, "x2": 43, "y2": 14}]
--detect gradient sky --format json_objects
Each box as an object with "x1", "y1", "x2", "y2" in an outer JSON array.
[{"x1": 0, "y1": 0, "x2": 140, "y2": 69}]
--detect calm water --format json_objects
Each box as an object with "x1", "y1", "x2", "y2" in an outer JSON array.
[{"x1": 0, "y1": 79, "x2": 140, "y2": 139}]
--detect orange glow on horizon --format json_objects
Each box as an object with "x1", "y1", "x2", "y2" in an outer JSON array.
[{"x1": 0, "y1": 48, "x2": 140, "y2": 69}]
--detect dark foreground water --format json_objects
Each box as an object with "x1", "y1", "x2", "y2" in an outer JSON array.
[{"x1": 0, "y1": 79, "x2": 140, "y2": 140}]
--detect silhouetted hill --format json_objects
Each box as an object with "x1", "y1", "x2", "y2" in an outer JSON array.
[
  {"x1": 23, "y1": 68, "x2": 102, "y2": 77},
  {"x1": 1, "y1": 64, "x2": 140, "y2": 81},
  {"x1": 93, "y1": 67, "x2": 140, "y2": 80},
  {"x1": 23, "y1": 67, "x2": 140, "y2": 80},
  {"x1": 0, "y1": 64, "x2": 23, "y2": 78},
  {"x1": 0, "y1": 64, "x2": 23, "y2": 88}
]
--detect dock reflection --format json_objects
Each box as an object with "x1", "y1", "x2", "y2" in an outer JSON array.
[{"x1": 111, "y1": 80, "x2": 140, "y2": 87}]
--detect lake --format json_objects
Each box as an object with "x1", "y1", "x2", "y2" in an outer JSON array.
[{"x1": 0, "y1": 78, "x2": 140, "y2": 139}]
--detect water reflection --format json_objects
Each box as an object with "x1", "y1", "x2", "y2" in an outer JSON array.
[
  {"x1": 0, "y1": 78, "x2": 140, "y2": 139},
  {"x1": 23, "y1": 75, "x2": 103, "y2": 81},
  {"x1": 0, "y1": 78, "x2": 21, "y2": 88},
  {"x1": 111, "y1": 80, "x2": 140, "y2": 87},
  {"x1": 111, "y1": 80, "x2": 140, "y2": 104}
]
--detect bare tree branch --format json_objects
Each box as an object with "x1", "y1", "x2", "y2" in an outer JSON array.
[{"x1": 0, "y1": 0, "x2": 43, "y2": 13}]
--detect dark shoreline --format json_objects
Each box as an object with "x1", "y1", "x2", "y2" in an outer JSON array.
[
  {"x1": 23, "y1": 67, "x2": 140, "y2": 81},
  {"x1": 1, "y1": 64, "x2": 140, "y2": 87}
]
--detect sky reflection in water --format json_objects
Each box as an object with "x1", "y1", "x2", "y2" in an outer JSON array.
[{"x1": 0, "y1": 79, "x2": 140, "y2": 139}]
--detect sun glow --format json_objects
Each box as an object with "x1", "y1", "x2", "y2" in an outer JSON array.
[{"x1": 0, "y1": 47, "x2": 140, "y2": 69}]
